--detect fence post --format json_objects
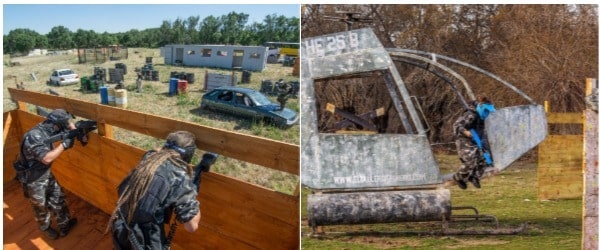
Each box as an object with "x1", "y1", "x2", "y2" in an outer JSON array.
[{"x1": 582, "y1": 78, "x2": 598, "y2": 250}]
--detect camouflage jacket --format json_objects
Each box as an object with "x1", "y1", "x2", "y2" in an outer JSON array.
[
  {"x1": 453, "y1": 109, "x2": 484, "y2": 139},
  {"x1": 115, "y1": 151, "x2": 199, "y2": 248}
]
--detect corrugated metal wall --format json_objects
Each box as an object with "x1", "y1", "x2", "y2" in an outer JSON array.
[{"x1": 163, "y1": 45, "x2": 268, "y2": 71}]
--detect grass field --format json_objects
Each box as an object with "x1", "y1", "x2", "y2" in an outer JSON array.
[
  {"x1": 3, "y1": 49, "x2": 299, "y2": 194},
  {"x1": 301, "y1": 153, "x2": 583, "y2": 249}
]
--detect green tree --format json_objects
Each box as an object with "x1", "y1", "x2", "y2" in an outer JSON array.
[
  {"x1": 73, "y1": 29, "x2": 99, "y2": 48},
  {"x1": 220, "y1": 11, "x2": 249, "y2": 45},
  {"x1": 4, "y1": 28, "x2": 45, "y2": 54},
  {"x1": 198, "y1": 15, "x2": 221, "y2": 44},
  {"x1": 121, "y1": 29, "x2": 143, "y2": 47},
  {"x1": 98, "y1": 32, "x2": 117, "y2": 47},
  {"x1": 187, "y1": 16, "x2": 201, "y2": 43},
  {"x1": 158, "y1": 20, "x2": 173, "y2": 46},
  {"x1": 47, "y1": 25, "x2": 74, "y2": 49}
]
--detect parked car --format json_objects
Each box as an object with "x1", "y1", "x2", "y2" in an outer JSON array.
[
  {"x1": 49, "y1": 69, "x2": 79, "y2": 86},
  {"x1": 201, "y1": 86, "x2": 298, "y2": 127}
]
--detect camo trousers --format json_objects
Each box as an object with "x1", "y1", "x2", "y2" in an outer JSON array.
[
  {"x1": 455, "y1": 137, "x2": 486, "y2": 181},
  {"x1": 26, "y1": 169, "x2": 71, "y2": 231}
]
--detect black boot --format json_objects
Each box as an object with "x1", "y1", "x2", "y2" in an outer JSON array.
[
  {"x1": 43, "y1": 227, "x2": 59, "y2": 240},
  {"x1": 453, "y1": 174, "x2": 468, "y2": 190},
  {"x1": 469, "y1": 176, "x2": 481, "y2": 189},
  {"x1": 59, "y1": 218, "x2": 78, "y2": 237}
]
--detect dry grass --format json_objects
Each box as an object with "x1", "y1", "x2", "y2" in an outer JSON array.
[{"x1": 3, "y1": 48, "x2": 299, "y2": 194}]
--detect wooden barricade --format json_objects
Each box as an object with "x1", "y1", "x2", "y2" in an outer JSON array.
[
  {"x1": 537, "y1": 102, "x2": 583, "y2": 200},
  {"x1": 3, "y1": 88, "x2": 299, "y2": 249}
]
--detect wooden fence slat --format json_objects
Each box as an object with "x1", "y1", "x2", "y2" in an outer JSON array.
[
  {"x1": 3, "y1": 111, "x2": 22, "y2": 182},
  {"x1": 546, "y1": 112, "x2": 583, "y2": 124}
]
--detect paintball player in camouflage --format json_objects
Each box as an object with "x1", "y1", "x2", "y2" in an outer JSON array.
[
  {"x1": 108, "y1": 131, "x2": 214, "y2": 249},
  {"x1": 15, "y1": 109, "x2": 78, "y2": 239},
  {"x1": 276, "y1": 79, "x2": 293, "y2": 111},
  {"x1": 453, "y1": 96, "x2": 496, "y2": 189}
]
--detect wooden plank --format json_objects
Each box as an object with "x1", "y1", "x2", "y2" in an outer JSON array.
[
  {"x1": 546, "y1": 112, "x2": 583, "y2": 124},
  {"x1": 538, "y1": 182, "x2": 583, "y2": 200},
  {"x1": 7, "y1": 88, "x2": 299, "y2": 175},
  {"x1": 176, "y1": 173, "x2": 299, "y2": 249},
  {"x1": 537, "y1": 174, "x2": 583, "y2": 186},
  {"x1": 3, "y1": 180, "x2": 113, "y2": 250},
  {"x1": 3, "y1": 111, "x2": 22, "y2": 182},
  {"x1": 537, "y1": 165, "x2": 581, "y2": 175}
]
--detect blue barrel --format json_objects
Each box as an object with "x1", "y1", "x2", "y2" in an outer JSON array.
[
  {"x1": 100, "y1": 86, "x2": 109, "y2": 104},
  {"x1": 169, "y1": 78, "x2": 179, "y2": 95}
]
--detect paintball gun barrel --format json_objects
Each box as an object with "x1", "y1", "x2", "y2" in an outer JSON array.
[
  {"x1": 470, "y1": 129, "x2": 493, "y2": 165},
  {"x1": 45, "y1": 120, "x2": 98, "y2": 146},
  {"x1": 192, "y1": 152, "x2": 219, "y2": 192}
]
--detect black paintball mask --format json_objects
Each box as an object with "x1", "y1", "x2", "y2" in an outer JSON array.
[
  {"x1": 46, "y1": 109, "x2": 72, "y2": 134},
  {"x1": 164, "y1": 131, "x2": 197, "y2": 164}
]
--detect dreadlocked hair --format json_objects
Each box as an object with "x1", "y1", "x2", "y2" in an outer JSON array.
[{"x1": 105, "y1": 148, "x2": 193, "y2": 233}]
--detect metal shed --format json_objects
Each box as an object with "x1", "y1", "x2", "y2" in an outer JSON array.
[{"x1": 161, "y1": 44, "x2": 269, "y2": 71}]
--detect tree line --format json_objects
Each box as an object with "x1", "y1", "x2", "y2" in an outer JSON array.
[
  {"x1": 302, "y1": 4, "x2": 598, "y2": 142},
  {"x1": 3, "y1": 11, "x2": 299, "y2": 55}
]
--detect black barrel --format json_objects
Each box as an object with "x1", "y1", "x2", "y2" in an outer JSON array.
[
  {"x1": 242, "y1": 70, "x2": 251, "y2": 83},
  {"x1": 260, "y1": 80, "x2": 273, "y2": 94},
  {"x1": 185, "y1": 73, "x2": 195, "y2": 84}
]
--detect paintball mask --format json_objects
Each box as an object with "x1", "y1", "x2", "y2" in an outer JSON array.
[
  {"x1": 46, "y1": 109, "x2": 72, "y2": 133},
  {"x1": 164, "y1": 131, "x2": 197, "y2": 164},
  {"x1": 476, "y1": 103, "x2": 496, "y2": 120}
]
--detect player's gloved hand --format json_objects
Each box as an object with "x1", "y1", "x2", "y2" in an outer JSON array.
[{"x1": 62, "y1": 138, "x2": 74, "y2": 149}]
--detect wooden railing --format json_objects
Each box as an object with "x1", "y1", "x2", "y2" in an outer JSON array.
[{"x1": 4, "y1": 87, "x2": 299, "y2": 249}]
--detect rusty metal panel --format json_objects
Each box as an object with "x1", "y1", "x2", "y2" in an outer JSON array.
[
  {"x1": 486, "y1": 105, "x2": 548, "y2": 171},
  {"x1": 302, "y1": 134, "x2": 441, "y2": 189},
  {"x1": 308, "y1": 189, "x2": 451, "y2": 226}
]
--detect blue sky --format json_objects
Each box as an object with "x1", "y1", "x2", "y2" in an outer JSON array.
[{"x1": 2, "y1": 4, "x2": 300, "y2": 35}]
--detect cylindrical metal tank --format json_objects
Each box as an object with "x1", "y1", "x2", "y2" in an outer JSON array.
[{"x1": 307, "y1": 189, "x2": 451, "y2": 227}]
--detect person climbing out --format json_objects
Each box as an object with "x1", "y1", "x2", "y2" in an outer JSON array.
[
  {"x1": 276, "y1": 79, "x2": 293, "y2": 111},
  {"x1": 452, "y1": 96, "x2": 496, "y2": 189}
]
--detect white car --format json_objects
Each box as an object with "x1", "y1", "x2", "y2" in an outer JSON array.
[{"x1": 49, "y1": 69, "x2": 79, "y2": 86}]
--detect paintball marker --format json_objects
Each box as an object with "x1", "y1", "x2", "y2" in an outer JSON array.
[
  {"x1": 44, "y1": 120, "x2": 98, "y2": 146},
  {"x1": 192, "y1": 152, "x2": 219, "y2": 192},
  {"x1": 470, "y1": 129, "x2": 493, "y2": 166}
]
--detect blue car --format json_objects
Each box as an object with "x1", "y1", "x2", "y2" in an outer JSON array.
[{"x1": 201, "y1": 86, "x2": 298, "y2": 127}]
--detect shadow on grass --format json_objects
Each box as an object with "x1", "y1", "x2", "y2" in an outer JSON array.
[{"x1": 189, "y1": 106, "x2": 260, "y2": 130}]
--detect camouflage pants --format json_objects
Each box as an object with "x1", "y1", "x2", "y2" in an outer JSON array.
[
  {"x1": 26, "y1": 169, "x2": 71, "y2": 231},
  {"x1": 277, "y1": 94, "x2": 289, "y2": 109},
  {"x1": 455, "y1": 137, "x2": 486, "y2": 181}
]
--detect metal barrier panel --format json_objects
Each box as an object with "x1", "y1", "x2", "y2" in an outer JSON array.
[
  {"x1": 301, "y1": 28, "x2": 391, "y2": 78},
  {"x1": 302, "y1": 134, "x2": 441, "y2": 189},
  {"x1": 301, "y1": 28, "x2": 440, "y2": 190},
  {"x1": 486, "y1": 104, "x2": 548, "y2": 171}
]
